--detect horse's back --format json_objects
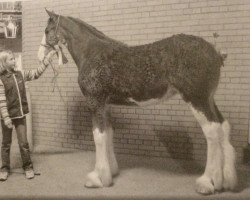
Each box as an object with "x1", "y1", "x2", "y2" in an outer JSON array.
[
  {"x1": 79, "y1": 34, "x2": 223, "y2": 107},
  {"x1": 108, "y1": 34, "x2": 223, "y2": 105}
]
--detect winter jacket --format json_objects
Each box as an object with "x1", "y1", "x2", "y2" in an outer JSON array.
[{"x1": 0, "y1": 64, "x2": 48, "y2": 124}]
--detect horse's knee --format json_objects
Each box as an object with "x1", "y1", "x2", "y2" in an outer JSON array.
[
  {"x1": 202, "y1": 122, "x2": 222, "y2": 143},
  {"x1": 222, "y1": 120, "x2": 231, "y2": 139}
]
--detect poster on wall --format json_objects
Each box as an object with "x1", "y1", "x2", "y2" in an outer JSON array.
[
  {"x1": 0, "y1": 1, "x2": 21, "y2": 38},
  {"x1": 0, "y1": 1, "x2": 22, "y2": 52}
]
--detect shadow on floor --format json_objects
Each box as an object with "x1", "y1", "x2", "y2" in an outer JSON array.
[
  {"x1": 3, "y1": 149, "x2": 250, "y2": 200},
  {"x1": 155, "y1": 128, "x2": 203, "y2": 174},
  {"x1": 235, "y1": 164, "x2": 250, "y2": 193},
  {"x1": 32, "y1": 145, "x2": 78, "y2": 155},
  {"x1": 117, "y1": 152, "x2": 203, "y2": 176}
]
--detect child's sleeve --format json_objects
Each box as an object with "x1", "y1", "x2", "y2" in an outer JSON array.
[
  {"x1": 0, "y1": 80, "x2": 11, "y2": 124},
  {"x1": 23, "y1": 63, "x2": 48, "y2": 81}
]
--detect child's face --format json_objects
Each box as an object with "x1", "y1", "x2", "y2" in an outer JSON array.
[{"x1": 5, "y1": 53, "x2": 16, "y2": 71}]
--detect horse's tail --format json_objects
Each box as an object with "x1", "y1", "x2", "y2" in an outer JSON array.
[
  {"x1": 219, "y1": 50, "x2": 227, "y2": 67},
  {"x1": 213, "y1": 32, "x2": 227, "y2": 67}
]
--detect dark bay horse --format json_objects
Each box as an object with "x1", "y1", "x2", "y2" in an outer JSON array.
[{"x1": 38, "y1": 10, "x2": 237, "y2": 195}]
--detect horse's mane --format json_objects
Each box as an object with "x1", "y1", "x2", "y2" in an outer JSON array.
[{"x1": 67, "y1": 16, "x2": 124, "y2": 46}]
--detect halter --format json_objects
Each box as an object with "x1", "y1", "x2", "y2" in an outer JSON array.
[
  {"x1": 40, "y1": 15, "x2": 66, "y2": 106},
  {"x1": 40, "y1": 15, "x2": 61, "y2": 48},
  {"x1": 40, "y1": 43, "x2": 53, "y2": 48},
  {"x1": 55, "y1": 15, "x2": 60, "y2": 35}
]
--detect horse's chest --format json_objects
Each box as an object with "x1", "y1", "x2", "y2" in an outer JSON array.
[
  {"x1": 78, "y1": 67, "x2": 110, "y2": 96},
  {"x1": 78, "y1": 75, "x2": 97, "y2": 95}
]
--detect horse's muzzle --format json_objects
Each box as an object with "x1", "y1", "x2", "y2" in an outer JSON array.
[{"x1": 37, "y1": 34, "x2": 68, "y2": 65}]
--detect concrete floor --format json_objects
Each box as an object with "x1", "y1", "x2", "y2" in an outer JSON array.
[{"x1": 0, "y1": 145, "x2": 249, "y2": 200}]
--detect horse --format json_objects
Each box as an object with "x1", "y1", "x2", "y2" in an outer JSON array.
[{"x1": 37, "y1": 9, "x2": 238, "y2": 195}]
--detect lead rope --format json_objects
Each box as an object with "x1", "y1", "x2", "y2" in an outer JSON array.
[
  {"x1": 49, "y1": 60, "x2": 67, "y2": 107},
  {"x1": 46, "y1": 14, "x2": 67, "y2": 106}
]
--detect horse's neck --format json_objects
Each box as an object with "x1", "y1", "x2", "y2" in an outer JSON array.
[
  {"x1": 60, "y1": 18, "x2": 103, "y2": 68},
  {"x1": 66, "y1": 34, "x2": 89, "y2": 67}
]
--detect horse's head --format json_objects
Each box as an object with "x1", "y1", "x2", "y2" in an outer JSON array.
[{"x1": 38, "y1": 9, "x2": 68, "y2": 65}]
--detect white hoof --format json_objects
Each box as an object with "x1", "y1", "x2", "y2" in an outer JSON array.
[
  {"x1": 223, "y1": 167, "x2": 238, "y2": 190},
  {"x1": 213, "y1": 169, "x2": 223, "y2": 191},
  {"x1": 85, "y1": 171, "x2": 103, "y2": 188},
  {"x1": 85, "y1": 167, "x2": 113, "y2": 188},
  {"x1": 196, "y1": 176, "x2": 215, "y2": 195},
  {"x1": 98, "y1": 166, "x2": 113, "y2": 187},
  {"x1": 110, "y1": 162, "x2": 119, "y2": 177},
  {"x1": 111, "y1": 167, "x2": 119, "y2": 177}
]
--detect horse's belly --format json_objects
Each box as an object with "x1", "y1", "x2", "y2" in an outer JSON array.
[
  {"x1": 128, "y1": 86, "x2": 178, "y2": 107},
  {"x1": 128, "y1": 97, "x2": 162, "y2": 106}
]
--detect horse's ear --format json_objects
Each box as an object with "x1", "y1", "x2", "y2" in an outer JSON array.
[
  {"x1": 45, "y1": 8, "x2": 53, "y2": 17},
  {"x1": 45, "y1": 8, "x2": 58, "y2": 21}
]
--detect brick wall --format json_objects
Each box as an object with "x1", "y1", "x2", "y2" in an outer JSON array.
[{"x1": 22, "y1": 0, "x2": 250, "y2": 162}]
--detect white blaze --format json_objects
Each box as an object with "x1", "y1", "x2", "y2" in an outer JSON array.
[
  {"x1": 37, "y1": 34, "x2": 47, "y2": 62},
  {"x1": 37, "y1": 34, "x2": 64, "y2": 66},
  {"x1": 54, "y1": 45, "x2": 63, "y2": 66}
]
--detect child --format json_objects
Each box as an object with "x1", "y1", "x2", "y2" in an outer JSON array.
[{"x1": 0, "y1": 49, "x2": 55, "y2": 181}]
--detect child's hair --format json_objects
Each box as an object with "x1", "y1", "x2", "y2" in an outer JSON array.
[{"x1": 0, "y1": 50, "x2": 14, "y2": 74}]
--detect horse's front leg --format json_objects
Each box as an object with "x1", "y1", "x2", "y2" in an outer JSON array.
[
  {"x1": 106, "y1": 110, "x2": 119, "y2": 177},
  {"x1": 85, "y1": 108, "x2": 112, "y2": 188}
]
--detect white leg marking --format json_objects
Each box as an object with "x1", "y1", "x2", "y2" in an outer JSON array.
[
  {"x1": 190, "y1": 106, "x2": 223, "y2": 194},
  {"x1": 221, "y1": 120, "x2": 238, "y2": 190},
  {"x1": 85, "y1": 128, "x2": 112, "y2": 188},
  {"x1": 107, "y1": 126, "x2": 119, "y2": 176}
]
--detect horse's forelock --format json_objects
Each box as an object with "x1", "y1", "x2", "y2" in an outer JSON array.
[{"x1": 47, "y1": 17, "x2": 55, "y2": 25}]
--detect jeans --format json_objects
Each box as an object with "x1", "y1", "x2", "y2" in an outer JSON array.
[{"x1": 1, "y1": 117, "x2": 33, "y2": 172}]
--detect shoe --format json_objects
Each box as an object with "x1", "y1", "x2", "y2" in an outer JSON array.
[
  {"x1": 0, "y1": 171, "x2": 8, "y2": 181},
  {"x1": 25, "y1": 169, "x2": 34, "y2": 179}
]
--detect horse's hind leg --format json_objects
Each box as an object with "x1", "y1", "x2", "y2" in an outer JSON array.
[
  {"x1": 214, "y1": 105, "x2": 238, "y2": 190},
  {"x1": 190, "y1": 98, "x2": 237, "y2": 194}
]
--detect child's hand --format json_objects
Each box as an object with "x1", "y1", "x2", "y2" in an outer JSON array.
[
  {"x1": 43, "y1": 50, "x2": 57, "y2": 66},
  {"x1": 4, "y1": 118, "x2": 13, "y2": 129}
]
